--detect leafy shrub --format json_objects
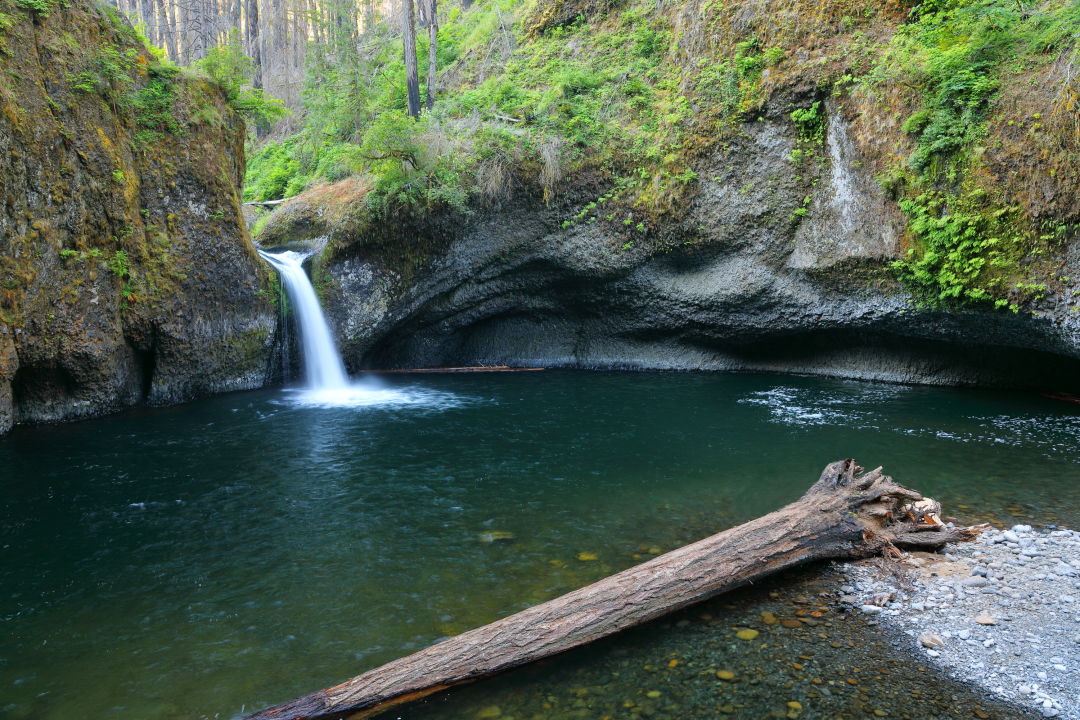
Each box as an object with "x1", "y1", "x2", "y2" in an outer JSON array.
[
  {"x1": 14, "y1": 0, "x2": 55, "y2": 16},
  {"x1": 790, "y1": 101, "x2": 825, "y2": 145},
  {"x1": 193, "y1": 35, "x2": 288, "y2": 126},
  {"x1": 108, "y1": 250, "x2": 130, "y2": 279},
  {"x1": 132, "y1": 65, "x2": 181, "y2": 138}
]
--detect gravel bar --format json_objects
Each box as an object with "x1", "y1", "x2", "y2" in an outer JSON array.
[{"x1": 841, "y1": 525, "x2": 1080, "y2": 719}]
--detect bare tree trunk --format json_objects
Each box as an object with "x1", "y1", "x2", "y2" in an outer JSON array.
[
  {"x1": 401, "y1": 0, "x2": 420, "y2": 117},
  {"x1": 244, "y1": 460, "x2": 979, "y2": 720},
  {"x1": 139, "y1": 0, "x2": 155, "y2": 41},
  {"x1": 157, "y1": 0, "x2": 177, "y2": 59},
  {"x1": 246, "y1": 0, "x2": 269, "y2": 137},
  {"x1": 246, "y1": 0, "x2": 262, "y2": 88},
  {"x1": 425, "y1": 0, "x2": 436, "y2": 110},
  {"x1": 363, "y1": 0, "x2": 374, "y2": 33},
  {"x1": 178, "y1": 0, "x2": 191, "y2": 63}
]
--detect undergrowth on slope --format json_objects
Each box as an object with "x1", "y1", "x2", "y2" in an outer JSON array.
[
  {"x1": 57, "y1": 7, "x2": 284, "y2": 149},
  {"x1": 244, "y1": 0, "x2": 1078, "y2": 312},
  {"x1": 244, "y1": 0, "x2": 774, "y2": 227},
  {"x1": 872, "y1": 0, "x2": 1079, "y2": 309}
]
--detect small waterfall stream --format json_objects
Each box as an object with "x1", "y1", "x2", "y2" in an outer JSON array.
[
  {"x1": 258, "y1": 248, "x2": 455, "y2": 409},
  {"x1": 259, "y1": 249, "x2": 349, "y2": 391}
]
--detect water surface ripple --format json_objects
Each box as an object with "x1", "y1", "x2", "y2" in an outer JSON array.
[{"x1": 1, "y1": 371, "x2": 1077, "y2": 719}]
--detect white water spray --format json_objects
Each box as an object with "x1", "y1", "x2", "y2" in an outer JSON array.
[
  {"x1": 258, "y1": 249, "x2": 460, "y2": 409},
  {"x1": 259, "y1": 249, "x2": 349, "y2": 391}
]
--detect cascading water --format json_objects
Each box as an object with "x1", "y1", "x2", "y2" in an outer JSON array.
[
  {"x1": 259, "y1": 249, "x2": 349, "y2": 391},
  {"x1": 258, "y1": 248, "x2": 458, "y2": 409}
]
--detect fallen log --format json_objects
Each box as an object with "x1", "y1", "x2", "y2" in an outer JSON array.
[{"x1": 245, "y1": 459, "x2": 978, "y2": 720}]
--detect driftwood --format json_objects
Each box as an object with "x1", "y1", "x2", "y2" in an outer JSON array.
[{"x1": 245, "y1": 460, "x2": 978, "y2": 720}]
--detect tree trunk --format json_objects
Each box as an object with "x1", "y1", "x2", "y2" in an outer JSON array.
[
  {"x1": 156, "y1": 0, "x2": 172, "y2": 59},
  {"x1": 246, "y1": 0, "x2": 268, "y2": 138},
  {"x1": 402, "y1": 0, "x2": 421, "y2": 117},
  {"x1": 139, "y1": 0, "x2": 156, "y2": 45},
  {"x1": 244, "y1": 460, "x2": 978, "y2": 720},
  {"x1": 425, "y1": 0, "x2": 436, "y2": 110},
  {"x1": 363, "y1": 0, "x2": 374, "y2": 32}
]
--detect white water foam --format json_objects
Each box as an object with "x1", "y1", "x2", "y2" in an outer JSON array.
[
  {"x1": 286, "y1": 383, "x2": 466, "y2": 410},
  {"x1": 258, "y1": 249, "x2": 350, "y2": 390},
  {"x1": 258, "y1": 248, "x2": 465, "y2": 411}
]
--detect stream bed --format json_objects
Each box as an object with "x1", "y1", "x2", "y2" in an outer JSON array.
[{"x1": 2, "y1": 370, "x2": 1078, "y2": 719}]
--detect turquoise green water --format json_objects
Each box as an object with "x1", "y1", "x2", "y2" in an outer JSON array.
[{"x1": 1, "y1": 371, "x2": 1077, "y2": 720}]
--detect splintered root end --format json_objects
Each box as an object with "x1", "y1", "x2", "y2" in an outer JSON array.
[{"x1": 819, "y1": 461, "x2": 984, "y2": 551}]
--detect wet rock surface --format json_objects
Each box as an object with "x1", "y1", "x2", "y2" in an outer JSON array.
[
  {"x1": 845, "y1": 526, "x2": 1080, "y2": 719},
  {"x1": 0, "y1": 1, "x2": 277, "y2": 433}
]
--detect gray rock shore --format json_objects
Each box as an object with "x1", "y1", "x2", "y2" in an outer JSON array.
[{"x1": 840, "y1": 526, "x2": 1080, "y2": 718}]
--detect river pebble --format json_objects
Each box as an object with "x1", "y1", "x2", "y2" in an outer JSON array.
[{"x1": 843, "y1": 524, "x2": 1080, "y2": 720}]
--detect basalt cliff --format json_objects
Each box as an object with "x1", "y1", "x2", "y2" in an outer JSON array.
[{"x1": 0, "y1": 0, "x2": 275, "y2": 433}]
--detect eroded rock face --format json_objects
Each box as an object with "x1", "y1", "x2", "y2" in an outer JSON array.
[
  {"x1": 0, "y1": 2, "x2": 276, "y2": 433},
  {"x1": 265, "y1": 95, "x2": 1080, "y2": 392}
]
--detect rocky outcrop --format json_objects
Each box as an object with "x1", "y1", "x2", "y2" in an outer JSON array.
[
  {"x1": 260, "y1": 95, "x2": 1080, "y2": 391},
  {"x1": 0, "y1": 0, "x2": 276, "y2": 433}
]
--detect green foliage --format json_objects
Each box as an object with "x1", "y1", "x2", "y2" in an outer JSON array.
[
  {"x1": 880, "y1": 0, "x2": 1079, "y2": 178},
  {"x1": 67, "y1": 43, "x2": 139, "y2": 103},
  {"x1": 693, "y1": 37, "x2": 768, "y2": 125},
  {"x1": 245, "y1": 140, "x2": 301, "y2": 201},
  {"x1": 359, "y1": 112, "x2": 471, "y2": 213},
  {"x1": 13, "y1": 0, "x2": 56, "y2": 16},
  {"x1": 871, "y1": 0, "x2": 1079, "y2": 308},
  {"x1": 193, "y1": 34, "x2": 288, "y2": 126},
  {"x1": 890, "y1": 191, "x2": 1031, "y2": 308},
  {"x1": 790, "y1": 101, "x2": 825, "y2": 145},
  {"x1": 244, "y1": 0, "x2": 698, "y2": 214},
  {"x1": 132, "y1": 64, "x2": 181, "y2": 142},
  {"x1": 107, "y1": 249, "x2": 130, "y2": 279}
]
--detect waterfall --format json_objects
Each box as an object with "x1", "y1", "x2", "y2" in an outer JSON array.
[
  {"x1": 258, "y1": 250, "x2": 349, "y2": 391},
  {"x1": 258, "y1": 248, "x2": 461, "y2": 410}
]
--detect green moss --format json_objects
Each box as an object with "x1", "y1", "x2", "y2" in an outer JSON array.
[{"x1": 871, "y1": 0, "x2": 1079, "y2": 308}]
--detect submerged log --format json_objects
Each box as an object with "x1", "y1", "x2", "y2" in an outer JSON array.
[{"x1": 245, "y1": 460, "x2": 979, "y2": 720}]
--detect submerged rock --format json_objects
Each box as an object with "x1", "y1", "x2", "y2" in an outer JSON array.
[{"x1": 479, "y1": 531, "x2": 517, "y2": 543}]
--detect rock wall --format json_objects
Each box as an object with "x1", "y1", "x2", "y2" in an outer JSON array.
[
  {"x1": 0, "y1": 0, "x2": 276, "y2": 434},
  {"x1": 260, "y1": 93, "x2": 1080, "y2": 392}
]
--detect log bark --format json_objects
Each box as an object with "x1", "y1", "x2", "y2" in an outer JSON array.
[{"x1": 244, "y1": 459, "x2": 978, "y2": 720}]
